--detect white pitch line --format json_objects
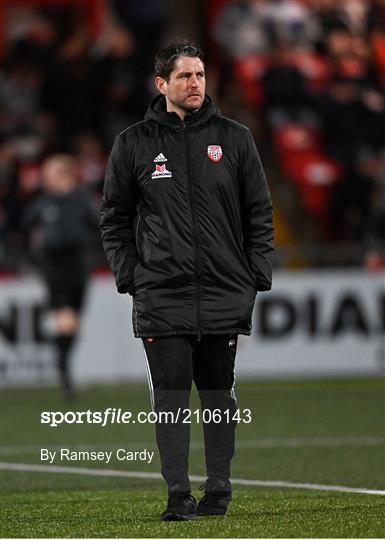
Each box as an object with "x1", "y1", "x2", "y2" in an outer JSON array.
[
  {"x1": 1, "y1": 436, "x2": 383, "y2": 456},
  {"x1": 1, "y1": 462, "x2": 384, "y2": 496},
  {"x1": 226, "y1": 436, "x2": 384, "y2": 449}
]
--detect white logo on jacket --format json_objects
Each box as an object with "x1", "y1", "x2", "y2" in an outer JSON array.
[{"x1": 153, "y1": 153, "x2": 167, "y2": 162}]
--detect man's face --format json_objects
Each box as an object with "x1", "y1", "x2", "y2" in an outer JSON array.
[
  {"x1": 157, "y1": 55, "x2": 206, "y2": 114},
  {"x1": 42, "y1": 158, "x2": 77, "y2": 194}
]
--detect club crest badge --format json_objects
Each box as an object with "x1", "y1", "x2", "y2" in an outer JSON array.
[
  {"x1": 207, "y1": 145, "x2": 223, "y2": 162},
  {"x1": 151, "y1": 163, "x2": 172, "y2": 179}
]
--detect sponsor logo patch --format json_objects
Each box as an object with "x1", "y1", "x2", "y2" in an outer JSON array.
[
  {"x1": 207, "y1": 145, "x2": 223, "y2": 162},
  {"x1": 151, "y1": 163, "x2": 172, "y2": 179}
]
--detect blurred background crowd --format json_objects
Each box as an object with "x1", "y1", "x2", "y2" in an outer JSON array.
[{"x1": 1, "y1": 0, "x2": 384, "y2": 273}]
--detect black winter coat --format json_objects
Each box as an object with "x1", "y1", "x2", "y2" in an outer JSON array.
[{"x1": 100, "y1": 95, "x2": 273, "y2": 338}]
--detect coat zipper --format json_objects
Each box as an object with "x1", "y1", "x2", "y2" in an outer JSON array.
[{"x1": 182, "y1": 122, "x2": 202, "y2": 341}]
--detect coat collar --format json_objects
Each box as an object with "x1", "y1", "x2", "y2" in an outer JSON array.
[{"x1": 145, "y1": 94, "x2": 217, "y2": 130}]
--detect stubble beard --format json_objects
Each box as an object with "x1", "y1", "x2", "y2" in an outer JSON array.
[{"x1": 170, "y1": 95, "x2": 204, "y2": 114}]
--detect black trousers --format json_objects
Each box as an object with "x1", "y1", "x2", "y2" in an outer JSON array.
[{"x1": 142, "y1": 334, "x2": 238, "y2": 492}]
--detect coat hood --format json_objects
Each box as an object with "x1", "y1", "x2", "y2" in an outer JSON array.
[{"x1": 145, "y1": 94, "x2": 218, "y2": 129}]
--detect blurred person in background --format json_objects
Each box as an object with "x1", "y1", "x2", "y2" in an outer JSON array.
[
  {"x1": 71, "y1": 132, "x2": 107, "y2": 198},
  {"x1": 213, "y1": 0, "x2": 316, "y2": 60},
  {"x1": 41, "y1": 27, "x2": 95, "y2": 149},
  {"x1": 100, "y1": 40, "x2": 273, "y2": 521},
  {"x1": 213, "y1": 1, "x2": 269, "y2": 59},
  {"x1": 262, "y1": 43, "x2": 312, "y2": 125},
  {"x1": 89, "y1": 25, "x2": 148, "y2": 146},
  {"x1": 23, "y1": 154, "x2": 99, "y2": 398},
  {"x1": 109, "y1": 0, "x2": 167, "y2": 76}
]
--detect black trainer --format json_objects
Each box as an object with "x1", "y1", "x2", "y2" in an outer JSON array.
[
  {"x1": 197, "y1": 478, "x2": 232, "y2": 516},
  {"x1": 161, "y1": 491, "x2": 198, "y2": 521}
]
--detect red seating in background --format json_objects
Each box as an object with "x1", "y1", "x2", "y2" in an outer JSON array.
[
  {"x1": 273, "y1": 124, "x2": 342, "y2": 217},
  {"x1": 287, "y1": 51, "x2": 331, "y2": 94},
  {"x1": 234, "y1": 51, "x2": 331, "y2": 109},
  {"x1": 274, "y1": 123, "x2": 321, "y2": 156},
  {"x1": 234, "y1": 55, "x2": 271, "y2": 109},
  {"x1": 372, "y1": 34, "x2": 385, "y2": 81},
  {"x1": 295, "y1": 155, "x2": 342, "y2": 217}
]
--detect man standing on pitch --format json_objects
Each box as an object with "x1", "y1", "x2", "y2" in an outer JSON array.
[{"x1": 100, "y1": 41, "x2": 273, "y2": 521}]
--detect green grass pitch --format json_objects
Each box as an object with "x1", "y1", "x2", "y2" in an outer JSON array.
[{"x1": 1, "y1": 378, "x2": 384, "y2": 537}]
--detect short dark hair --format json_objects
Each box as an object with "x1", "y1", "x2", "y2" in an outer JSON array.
[{"x1": 154, "y1": 40, "x2": 205, "y2": 81}]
